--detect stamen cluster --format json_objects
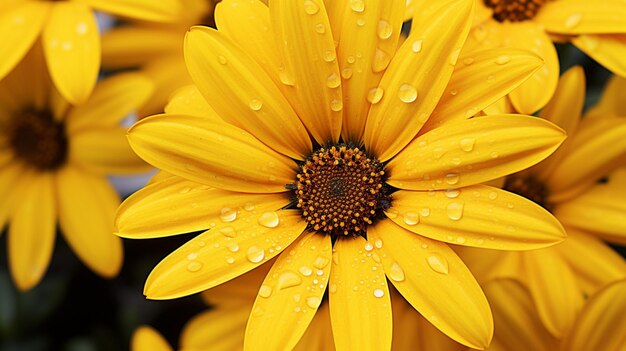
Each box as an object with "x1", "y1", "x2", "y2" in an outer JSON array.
[
  {"x1": 294, "y1": 145, "x2": 390, "y2": 236},
  {"x1": 484, "y1": 0, "x2": 546, "y2": 22},
  {"x1": 9, "y1": 110, "x2": 68, "y2": 170},
  {"x1": 504, "y1": 176, "x2": 552, "y2": 211}
]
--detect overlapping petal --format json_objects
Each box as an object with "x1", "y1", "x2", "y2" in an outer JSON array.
[
  {"x1": 387, "y1": 115, "x2": 566, "y2": 190},
  {"x1": 131, "y1": 326, "x2": 173, "y2": 351},
  {"x1": 144, "y1": 210, "x2": 306, "y2": 299},
  {"x1": 329, "y1": 236, "x2": 392, "y2": 351},
  {"x1": 535, "y1": 0, "x2": 626, "y2": 34},
  {"x1": 164, "y1": 85, "x2": 217, "y2": 119},
  {"x1": 128, "y1": 114, "x2": 297, "y2": 193},
  {"x1": 368, "y1": 220, "x2": 492, "y2": 349},
  {"x1": 79, "y1": 0, "x2": 182, "y2": 23},
  {"x1": 180, "y1": 307, "x2": 248, "y2": 351},
  {"x1": 573, "y1": 34, "x2": 626, "y2": 77}
]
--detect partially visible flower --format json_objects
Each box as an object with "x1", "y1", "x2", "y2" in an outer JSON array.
[
  {"x1": 481, "y1": 278, "x2": 626, "y2": 351},
  {"x1": 131, "y1": 326, "x2": 172, "y2": 351},
  {"x1": 458, "y1": 66, "x2": 626, "y2": 338},
  {"x1": 0, "y1": 47, "x2": 153, "y2": 290},
  {"x1": 102, "y1": 0, "x2": 220, "y2": 117},
  {"x1": 418, "y1": 0, "x2": 626, "y2": 114},
  {"x1": 0, "y1": 0, "x2": 181, "y2": 104}
]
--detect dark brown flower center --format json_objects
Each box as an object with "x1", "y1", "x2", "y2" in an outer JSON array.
[
  {"x1": 8, "y1": 110, "x2": 68, "y2": 170},
  {"x1": 293, "y1": 145, "x2": 391, "y2": 236},
  {"x1": 483, "y1": 0, "x2": 546, "y2": 22},
  {"x1": 504, "y1": 176, "x2": 552, "y2": 211}
]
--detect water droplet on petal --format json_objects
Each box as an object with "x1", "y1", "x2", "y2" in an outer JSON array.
[
  {"x1": 186, "y1": 261, "x2": 203, "y2": 272},
  {"x1": 398, "y1": 84, "x2": 418, "y2": 103},
  {"x1": 323, "y1": 50, "x2": 336, "y2": 62},
  {"x1": 445, "y1": 188, "x2": 460, "y2": 198},
  {"x1": 350, "y1": 0, "x2": 365, "y2": 13},
  {"x1": 227, "y1": 242, "x2": 240, "y2": 252},
  {"x1": 299, "y1": 266, "x2": 313, "y2": 276},
  {"x1": 446, "y1": 202, "x2": 464, "y2": 221},
  {"x1": 244, "y1": 202, "x2": 255, "y2": 211},
  {"x1": 411, "y1": 39, "x2": 423, "y2": 53},
  {"x1": 315, "y1": 23, "x2": 326, "y2": 33},
  {"x1": 179, "y1": 187, "x2": 191, "y2": 194},
  {"x1": 565, "y1": 13, "x2": 583, "y2": 28},
  {"x1": 463, "y1": 57, "x2": 475, "y2": 65},
  {"x1": 364, "y1": 242, "x2": 374, "y2": 251},
  {"x1": 372, "y1": 48, "x2": 390, "y2": 72},
  {"x1": 385, "y1": 208, "x2": 398, "y2": 219},
  {"x1": 258, "y1": 212, "x2": 280, "y2": 228},
  {"x1": 426, "y1": 253, "x2": 449, "y2": 274},
  {"x1": 459, "y1": 138, "x2": 475, "y2": 152},
  {"x1": 341, "y1": 67, "x2": 353, "y2": 79},
  {"x1": 419, "y1": 208, "x2": 430, "y2": 217},
  {"x1": 389, "y1": 262, "x2": 405, "y2": 281},
  {"x1": 377, "y1": 20, "x2": 392, "y2": 39},
  {"x1": 306, "y1": 296, "x2": 321, "y2": 308},
  {"x1": 495, "y1": 55, "x2": 510, "y2": 65},
  {"x1": 448, "y1": 48, "x2": 461, "y2": 65},
  {"x1": 374, "y1": 239, "x2": 383, "y2": 249},
  {"x1": 220, "y1": 207, "x2": 237, "y2": 222},
  {"x1": 277, "y1": 271, "x2": 303, "y2": 290},
  {"x1": 445, "y1": 173, "x2": 460, "y2": 185},
  {"x1": 326, "y1": 72, "x2": 340, "y2": 88},
  {"x1": 218, "y1": 55, "x2": 227, "y2": 65},
  {"x1": 219, "y1": 226, "x2": 236, "y2": 238},
  {"x1": 246, "y1": 246, "x2": 265, "y2": 263},
  {"x1": 330, "y1": 99, "x2": 343, "y2": 111},
  {"x1": 303, "y1": 0, "x2": 320, "y2": 15},
  {"x1": 367, "y1": 87, "x2": 384, "y2": 104},
  {"x1": 373, "y1": 289, "x2": 385, "y2": 298},
  {"x1": 259, "y1": 285, "x2": 273, "y2": 298},
  {"x1": 249, "y1": 99, "x2": 262, "y2": 111},
  {"x1": 313, "y1": 256, "x2": 330, "y2": 269},
  {"x1": 403, "y1": 212, "x2": 419, "y2": 226}
]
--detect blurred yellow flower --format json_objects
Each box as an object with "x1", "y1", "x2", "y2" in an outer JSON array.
[
  {"x1": 449, "y1": 0, "x2": 626, "y2": 114},
  {"x1": 117, "y1": 0, "x2": 568, "y2": 348},
  {"x1": 458, "y1": 66, "x2": 626, "y2": 338},
  {"x1": 0, "y1": 47, "x2": 153, "y2": 291},
  {"x1": 102, "y1": 0, "x2": 220, "y2": 117},
  {"x1": 0, "y1": 0, "x2": 182, "y2": 104}
]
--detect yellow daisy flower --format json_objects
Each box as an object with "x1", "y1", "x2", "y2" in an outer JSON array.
[
  {"x1": 116, "y1": 0, "x2": 568, "y2": 348},
  {"x1": 0, "y1": 0, "x2": 182, "y2": 104},
  {"x1": 481, "y1": 278, "x2": 626, "y2": 351},
  {"x1": 450, "y1": 0, "x2": 626, "y2": 114},
  {"x1": 0, "y1": 47, "x2": 153, "y2": 291},
  {"x1": 101, "y1": 0, "x2": 220, "y2": 117},
  {"x1": 458, "y1": 66, "x2": 626, "y2": 338}
]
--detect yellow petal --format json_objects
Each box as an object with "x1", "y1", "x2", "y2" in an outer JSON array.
[
  {"x1": 368, "y1": 220, "x2": 492, "y2": 349},
  {"x1": 387, "y1": 115, "x2": 566, "y2": 190},
  {"x1": 547, "y1": 117, "x2": 626, "y2": 201},
  {"x1": 294, "y1": 301, "x2": 335, "y2": 351},
  {"x1": 57, "y1": 166, "x2": 123, "y2": 278},
  {"x1": 66, "y1": 72, "x2": 154, "y2": 134},
  {"x1": 554, "y1": 228, "x2": 626, "y2": 296},
  {"x1": 329, "y1": 235, "x2": 392, "y2": 351},
  {"x1": 215, "y1": 0, "x2": 280, "y2": 83},
  {"x1": 522, "y1": 248, "x2": 583, "y2": 338},
  {"x1": 180, "y1": 307, "x2": 248, "y2": 351},
  {"x1": 131, "y1": 326, "x2": 173, "y2": 351},
  {"x1": 128, "y1": 114, "x2": 297, "y2": 193},
  {"x1": 363, "y1": 0, "x2": 474, "y2": 161},
  {"x1": 455, "y1": 247, "x2": 522, "y2": 283},
  {"x1": 139, "y1": 55, "x2": 191, "y2": 118},
  {"x1": 388, "y1": 186, "x2": 565, "y2": 250},
  {"x1": 482, "y1": 279, "x2": 558, "y2": 351},
  {"x1": 116, "y1": 175, "x2": 289, "y2": 239},
  {"x1": 245, "y1": 232, "x2": 331, "y2": 350},
  {"x1": 554, "y1": 172, "x2": 626, "y2": 244},
  {"x1": 336, "y1": 0, "x2": 405, "y2": 142},
  {"x1": 0, "y1": 164, "x2": 21, "y2": 228},
  {"x1": 562, "y1": 280, "x2": 626, "y2": 351},
  {"x1": 78, "y1": 0, "x2": 182, "y2": 22},
  {"x1": 531, "y1": 66, "x2": 585, "y2": 180},
  {"x1": 573, "y1": 34, "x2": 626, "y2": 77},
  {"x1": 70, "y1": 127, "x2": 149, "y2": 175},
  {"x1": 164, "y1": 84, "x2": 218, "y2": 119},
  {"x1": 586, "y1": 74, "x2": 626, "y2": 118},
  {"x1": 43, "y1": 2, "x2": 100, "y2": 104},
  {"x1": 184, "y1": 27, "x2": 311, "y2": 160},
  {"x1": 425, "y1": 48, "x2": 543, "y2": 130},
  {"x1": 202, "y1": 262, "x2": 271, "y2": 308},
  {"x1": 535, "y1": 0, "x2": 626, "y2": 34},
  {"x1": 270, "y1": 0, "x2": 342, "y2": 144},
  {"x1": 101, "y1": 26, "x2": 183, "y2": 69},
  {"x1": 8, "y1": 172, "x2": 55, "y2": 291},
  {"x1": 144, "y1": 210, "x2": 306, "y2": 299},
  {"x1": 0, "y1": 2, "x2": 49, "y2": 81}
]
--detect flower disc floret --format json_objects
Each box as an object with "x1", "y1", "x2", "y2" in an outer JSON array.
[
  {"x1": 8, "y1": 110, "x2": 67, "y2": 170},
  {"x1": 484, "y1": 0, "x2": 546, "y2": 22}
]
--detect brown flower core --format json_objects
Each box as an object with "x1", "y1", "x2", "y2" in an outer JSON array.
[
  {"x1": 483, "y1": 0, "x2": 546, "y2": 22},
  {"x1": 8, "y1": 110, "x2": 68, "y2": 170},
  {"x1": 504, "y1": 176, "x2": 553, "y2": 211},
  {"x1": 294, "y1": 145, "x2": 391, "y2": 236}
]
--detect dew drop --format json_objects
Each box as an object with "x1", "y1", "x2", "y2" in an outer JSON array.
[
  {"x1": 364, "y1": 242, "x2": 374, "y2": 251},
  {"x1": 259, "y1": 285, "x2": 273, "y2": 298},
  {"x1": 448, "y1": 48, "x2": 461, "y2": 66},
  {"x1": 445, "y1": 188, "x2": 460, "y2": 198},
  {"x1": 398, "y1": 84, "x2": 418, "y2": 103},
  {"x1": 411, "y1": 39, "x2": 423, "y2": 53},
  {"x1": 315, "y1": 23, "x2": 326, "y2": 33},
  {"x1": 350, "y1": 0, "x2": 365, "y2": 13},
  {"x1": 341, "y1": 67, "x2": 353, "y2": 79},
  {"x1": 459, "y1": 138, "x2": 475, "y2": 152},
  {"x1": 377, "y1": 20, "x2": 393, "y2": 39},
  {"x1": 244, "y1": 202, "x2": 255, "y2": 211},
  {"x1": 225, "y1": 256, "x2": 235, "y2": 264},
  {"x1": 306, "y1": 296, "x2": 321, "y2": 308},
  {"x1": 446, "y1": 202, "x2": 464, "y2": 221},
  {"x1": 246, "y1": 246, "x2": 265, "y2": 263},
  {"x1": 258, "y1": 212, "x2": 280, "y2": 228},
  {"x1": 219, "y1": 226, "x2": 236, "y2": 238},
  {"x1": 367, "y1": 87, "x2": 384, "y2": 104},
  {"x1": 277, "y1": 271, "x2": 303, "y2": 290},
  {"x1": 330, "y1": 99, "x2": 343, "y2": 111},
  {"x1": 373, "y1": 289, "x2": 385, "y2": 298},
  {"x1": 356, "y1": 18, "x2": 365, "y2": 26},
  {"x1": 445, "y1": 173, "x2": 460, "y2": 185},
  {"x1": 218, "y1": 55, "x2": 227, "y2": 65},
  {"x1": 372, "y1": 49, "x2": 390, "y2": 72},
  {"x1": 403, "y1": 212, "x2": 419, "y2": 226},
  {"x1": 220, "y1": 207, "x2": 237, "y2": 222},
  {"x1": 488, "y1": 191, "x2": 498, "y2": 200},
  {"x1": 564, "y1": 13, "x2": 583, "y2": 28},
  {"x1": 303, "y1": 0, "x2": 320, "y2": 15},
  {"x1": 433, "y1": 147, "x2": 445, "y2": 159},
  {"x1": 278, "y1": 68, "x2": 295, "y2": 86},
  {"x1": 374, "y1": 239, "x2": 383, "y2": 249},
  {"x1": 495, "y1": 55, "x2": 510, "y2": 65},
  {"x1": 326, "y1": 72, "x2": 341, "y2": 88},
  {"x1": 313, "y1": 256, "x2": 330, "y2": 269},
  {"x1": 227, "y1": 242, "x2": 240, "y2": 253},
  {"x1": 450, "y1": 89, "x2": 458, "y2": 96},
  {"x1": 456, "y1": 237, "x2": 466, "y2": 244},
  {"x1": 323, "y1": 50, "x2": 336, "y2": 62},
  {"x1": 329, "y1": 284, "x2": 337, "y2": 293},
  {"x1": 419, "y1": 207, "x2": 430, "y2": 217},
  {"x1": 384, "y1": 261, "x2": 404, "y2": 283},
  {"x1": 299, "y1": 266, "x2": 313, "y2": 276},
  {"x1": 249, "y1": 99, "x2": 262, "y2": 111},
  {"x1": 385, "y1": 208, "x2": 398, "y2": 219},
  {"x1": 76, "y1": 22, "x2": 88, "y2": 35},
  {"x1": 463, "y1": 57, "x2": 475, "y2": 66},
  {"x1": 186, "y1": 261, "x2": 203, "y2": 272},
  {"x1": 426, "y1": 253, "x2": 449, "y2": 274}
]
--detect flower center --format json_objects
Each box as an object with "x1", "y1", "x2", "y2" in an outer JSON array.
[
  {"x1": 8, "y1": 110, "x2": 68, "y2": 170},
  {"x1": 483, "y1": 0, "x2": 546, "y2": 22},
  {"x1": 293, "y1": 145, "x2": 391, "y2": 236},
  {"x1": 504, "y1": 176, "x2": 553, "y2": 211}
]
